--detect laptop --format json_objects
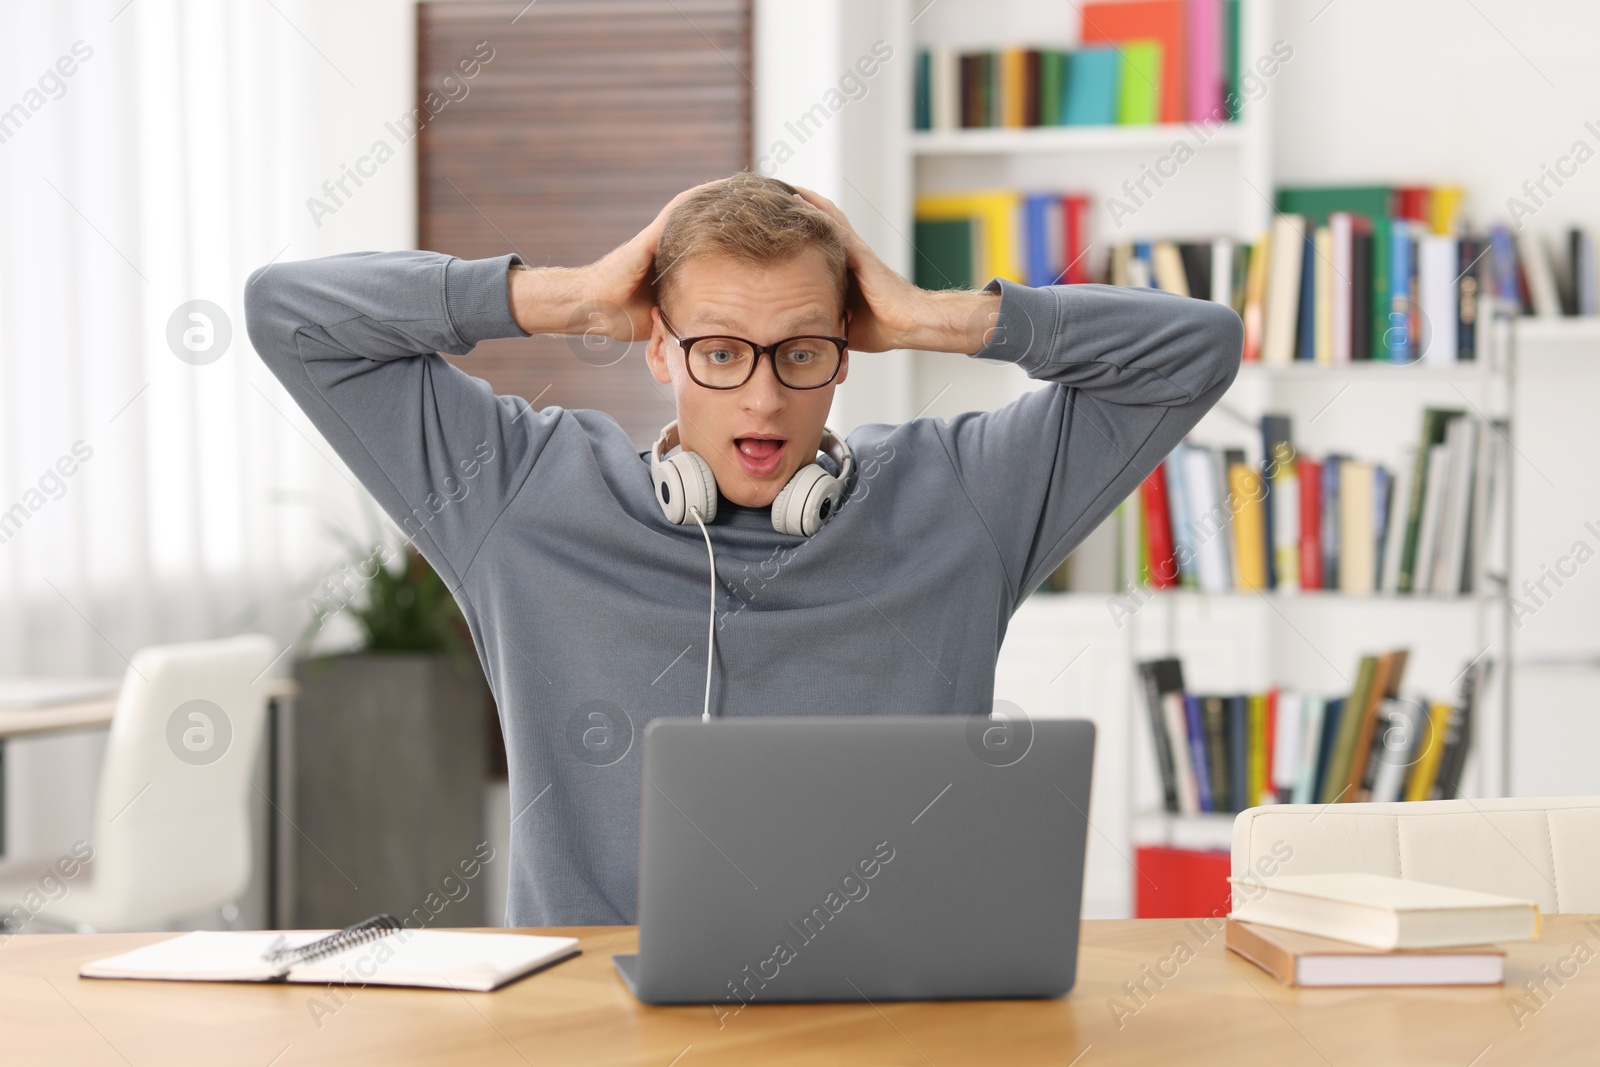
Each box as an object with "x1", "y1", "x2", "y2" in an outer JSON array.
[{"x1": 613, "y1": 714, "x2": 1096, "y2": 1005}]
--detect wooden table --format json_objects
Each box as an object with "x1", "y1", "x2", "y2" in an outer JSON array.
[{"x1": 4, "y1": 916, "x2": 1596, "y2": 1065}]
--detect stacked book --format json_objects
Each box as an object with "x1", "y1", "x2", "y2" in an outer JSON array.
[
  {"x1": 914, "y1": 0, "x2": 1245, "y2": 130},
  {"x1": 1226, "y1": 873, "x2": 1539, "y2": 987},
  {"x1": 1118, "y1": 408, "x2": 1508, "y2": 596},
  {"x1": 1138, "y1": 653, "x2": 1489, "y2": 816}
]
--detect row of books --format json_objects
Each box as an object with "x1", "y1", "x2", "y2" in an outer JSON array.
[
  {"x1": 914, "y1": 190, "x2": 1091, "y2": 291},
  {"x1": 1126, "y1": 408, "x2": 1506, "y2": 596},
  {"x1": 913, "y1": 0, "x2": 1245, "y2": 130},
  {"x1": 1139, "y1": 652, "x2": 1488, "y2": 816},
  {"x1": 915, "y1": 181, "x2": 1584, "y2": 362},
  {"x1": 1517, "y1": 226, "x2": 1600, "y2": 318}
]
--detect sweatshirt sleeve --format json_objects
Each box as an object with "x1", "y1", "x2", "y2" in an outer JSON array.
[
  {"x1": 243, "y1": 250, "x2": 543, "y2": 594},
  {"x1": 933, "y1": 277, "x2": 1243, "y2": 605}
]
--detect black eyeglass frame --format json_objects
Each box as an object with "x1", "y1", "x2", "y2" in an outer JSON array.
[{"x1": 658, "y1": 310, "x2": 849, "y2": 391}]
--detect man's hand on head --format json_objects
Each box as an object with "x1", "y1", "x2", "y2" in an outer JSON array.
[
  {"x1": 787, "y1": 185, "x2": 1002, "y2": 356},
  {"x1": 508, "y1": 177, "x2": 729, "y2": 340}
]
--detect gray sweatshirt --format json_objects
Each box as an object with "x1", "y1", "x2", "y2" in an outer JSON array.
[{"x1": 244, "y1": 250, "x2": 1242, "y2": 926}]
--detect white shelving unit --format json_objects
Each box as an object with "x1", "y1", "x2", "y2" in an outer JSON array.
[{"x1": 821, "y1": 0, "x2": 1518, "y2": 917}]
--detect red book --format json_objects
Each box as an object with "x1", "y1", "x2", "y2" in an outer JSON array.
[
  {"x1": 1396, "y1": 186, "x2": 1433, "y2": 225},
  {"x1": 1080, "y1": 1, "x2": 1188, "y2": 124},
  {"x1": 1141, "y1": 465, "x2": 1179, "y2": 588},
  {"x1": 1298, "y1": 456, "x2": 1322, "y2": 589},
  {"x1": 1061, "y1": 194, "x2": 1091, "y2": 283},
  {"x1": 1135, "y1": 846, "x2": 1231, "y2": 918}
]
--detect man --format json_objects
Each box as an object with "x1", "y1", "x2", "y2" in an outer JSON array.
[{"x1": 244, "y1": 171, "x2": 1242, "y2": 926}]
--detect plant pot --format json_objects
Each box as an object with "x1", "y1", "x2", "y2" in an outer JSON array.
[{"x1": 290, "y1": 651, "x2": 489, "y2": 928}]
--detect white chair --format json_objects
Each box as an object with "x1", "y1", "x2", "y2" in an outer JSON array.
[
  {"x1": 0, "y1": 634, "x2": 276, "y2": 932},
  {"x1": 1231, "y1": 796, "x2": 1600, "y2": 914}
]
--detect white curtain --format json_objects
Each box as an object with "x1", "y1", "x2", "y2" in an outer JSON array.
[{"x1": 0, "y1": 0, "x2": 415, "y2": 860}]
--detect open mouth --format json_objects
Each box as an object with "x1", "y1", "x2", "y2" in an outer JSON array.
[{"x1": 733, "y1": 436, "x2": 787, "y2": 478}]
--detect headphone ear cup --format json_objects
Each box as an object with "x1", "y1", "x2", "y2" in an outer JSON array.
[
  {"x1": 769, "y1": 471, "x2": 805, "y2": 536},
  {"x1": 654, "y1": 456, "x2": 688, "y2": 524},
  {"x1": 672, "y1": 450, "x2": 717, "y2": 523},
  {"x1": 771, "y1": 464, "x2": 843, "y2": 537}
]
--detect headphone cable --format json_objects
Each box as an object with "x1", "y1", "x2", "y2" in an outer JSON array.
[{"x1": 687, "y1": 506, "x2": 716, "y2": 722}]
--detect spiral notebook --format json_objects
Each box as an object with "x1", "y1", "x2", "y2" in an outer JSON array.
[{"x1": 81, "y1": 915, "x2": 581, "y2": 993}]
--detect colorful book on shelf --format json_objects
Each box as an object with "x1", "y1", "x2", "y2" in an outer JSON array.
[
  {"x1": 1387, "y1": 219, "x2": 1417, "y2": 362},
  {"x1": 1295, "y1": 227, "x2": 1316, "y2": 361},
  {"x1": 1185, "y1": 693, "x2": 1214, "y2": 812},
  {"x1": 1139, "y1": 658, "x2": 1194, "y2": 815},
  {"x1": 1080, "y1": 0, "x2": 1188, "y2": 124},
  {"x1": 1241, "y1": 226, "x2": 1269, "y2": 361},
  {"x1": 913, "y1": 218, "x2": 977, "y2": 291},
  {"x1": 1405, "y1": 701, "x2": 1453, "y2": 801},
  {"x1": 1298, "y1": 455, "x2": 1322, "y2": 590},
  {"x1": 1432, "y1": 658, "x2": 1488, "y2": 800},
  {"x1": 1261, "y1": 414, "x2": 1297, "y2": 590},
  {"x1": 1320, "y1": 654, "x2": 1376, "y2": 804},
  {"x1": 1226, "y1": 457, "x2": 1268, "y2": 590},
  {"x1": 1246, "y1": 692, "x2": 1268, "y2": 807},
  {"x1": 1397, "y1": 408, "x2": 1463, "y2": 594},
  {"x1": 1419, "y1": 232, "x2": 1459, "y2": 363},
  {"x1": 1313, "y1": 224, "x2": 1334, "y2": 363},
  {"x1": 1291, "y1": 695, "x2": 1325, "y2": 804},
  {"x1": 1223, "y1": 0, "x2": 1241, "y2": 119},
  {"x1": 1163, "y1": 447, "x2": 1198, "y2": 588},
  {"x1": 1115, "y1": 40, "x2": 1163, "y2": 126},
  {"x1": 1458, "y1": 235, "x2": 1482, "y2": 360},
  {"x1": 1024, "y1": 193, "x2": 1058, "y2": 287},
  {"x1": 1152, "y1": 240, "x2": 1190, "y2": 296},
  {"x1": 1188, "y1": 0, "x2": 1224, "y2": 123},
  {"x1": 1271, "y1": 689, "x2": 1297, "y2": 803},
  {"x1": 1202, "y1": 695, "x2": 1229, "y2": 810},
  {"x1": 914, "y1": 50, "x2": 931, "y2": 130},
  {"x1": 1226, "y1": 694, "x2": 1249, "y2": 813},
  {"x1": 915, "y1": 190, "x2": 1024, "y2": 284},
  {"x1": 1329, "y1": 212, "x2": 1354, "y2": 362},
  {"x1": 1261, "y1": 214, "x2": 1306, "y2": 365},
  {"x1": 1321, "y1": 455, "x2": 1341, "y2": 589},
  {"x1": 1337, "y1": 460, "x2": 1375, "y2": 594},
  {"x1": 1061, "y1": 194, "x2": 1091, "y2": 282},
  {"x1": 1038, "y1": 49, "x2": 1065, "y2": 127},
  {"x1": 1000, "y1": 47, "x2": 1026, "y2": 129},
  {"x1": 1063, "y1": 47, "x2": 1120, "y2": 126},
  {"x1": 1351, "y1": 649, "x2": 1410, "y2": 802},
  {"x1": 1312, "y1": 696, "x2": 1345, "y2": 803}
]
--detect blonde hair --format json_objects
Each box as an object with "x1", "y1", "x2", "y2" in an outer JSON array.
[{"x1": 653, "y1": 171, "x2": 848, "y2": 317}]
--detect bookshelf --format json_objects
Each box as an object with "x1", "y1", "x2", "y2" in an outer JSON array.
[{"x1": 845, "y1": 0, "x2": 1519, "y2": 919}]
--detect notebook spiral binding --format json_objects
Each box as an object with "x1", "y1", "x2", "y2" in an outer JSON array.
[{"x1": 265, "y1": 913, "x2": 404, "y2": 968}]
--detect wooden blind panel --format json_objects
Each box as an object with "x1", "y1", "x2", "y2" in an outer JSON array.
[{"x1": 418, "y1": 0, "x2": 751, "y2": 447}]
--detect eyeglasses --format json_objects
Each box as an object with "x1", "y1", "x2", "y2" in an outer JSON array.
[{"x1": 659, "y1": 310, "x2": 847, "y2": 390}]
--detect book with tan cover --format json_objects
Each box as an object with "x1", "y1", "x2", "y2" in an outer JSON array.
[{"x1": 1226, "y1": 920, "x2": 1505, "y2": 987}]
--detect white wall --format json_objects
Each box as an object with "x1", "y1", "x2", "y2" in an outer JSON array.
[{"x1": 1271, "y1": 0, "x2": 1600, "y2": 235}]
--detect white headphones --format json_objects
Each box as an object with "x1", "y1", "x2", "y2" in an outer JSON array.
[{"x1": 650, "y1": 420, "x2": 855, "y2": 537}]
